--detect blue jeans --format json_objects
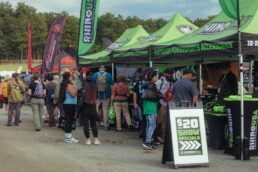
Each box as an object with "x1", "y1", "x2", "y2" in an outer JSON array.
[{"x1": 145, "y1": 114, "x2": 157, "y2": 144}]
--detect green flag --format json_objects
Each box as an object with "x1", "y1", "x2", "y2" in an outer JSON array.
[
  {"x1": 78, "y1": 0, "x2": 100, "y2": 56},
  {"x1": 219, "y1": 0, "x2": 238, "y2": 19}
]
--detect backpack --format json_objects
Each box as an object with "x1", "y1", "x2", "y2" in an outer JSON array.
[
  {"x1": 47, "y1": 84, "x2": 56, "y2": 104},
  {"x1": 97, "y1": 72, "x2": 107, "y2": 92},
  {"x1": 33, "y1": 83, "x2": 44, "y2": 98}
]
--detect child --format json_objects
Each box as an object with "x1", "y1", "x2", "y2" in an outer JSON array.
[{"x1": 142, "y1": 70, "x2": 161, "y2": 150}]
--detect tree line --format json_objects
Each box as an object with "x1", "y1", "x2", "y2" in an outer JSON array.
[{"x1": 0, "y1": 2, "x2": 214, "y2": 61}]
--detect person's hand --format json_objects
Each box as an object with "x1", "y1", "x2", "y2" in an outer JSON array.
[{"x1": 134, "y1": 103, "x2": 138, "y2": 110}]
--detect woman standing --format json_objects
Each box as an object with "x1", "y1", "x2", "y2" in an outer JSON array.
[
  {"x1": 60, "y1": 72, "x2": 79, "y2": 143},
  {"x1": 82, "y1": 73, "x2": 101, "y2": 145},
  {"x1": 111, "y1": 75, "x2": 132, "y2": 131},
  {"x1": 28, "y1": 73, "x2": 46, "y2": 131}
]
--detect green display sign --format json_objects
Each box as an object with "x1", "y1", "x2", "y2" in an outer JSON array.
[{"x1": 176, "y1": 117, "x2": 202, "y2": 156}]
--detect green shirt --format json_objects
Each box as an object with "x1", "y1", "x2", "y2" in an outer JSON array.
[{"x1": 143, "y1": 100, "x2": 158, "y2": 115}]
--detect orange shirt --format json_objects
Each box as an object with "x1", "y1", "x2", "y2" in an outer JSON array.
[{"x1": 0, "y1": 82, "x2": 8, "y2": 97}]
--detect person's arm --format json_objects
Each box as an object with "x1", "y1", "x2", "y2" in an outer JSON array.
[
  {"x1": 110, "y1": 85, "x2": 115, "y2": 105},
  {"x1": 28, "y1": 83, "x2": 32, "y2": 96},
  {"x1": 67, "y1": 84, "x2": 78, "y2": 97},
  {"x1": 133, "y1": 92, "x2": 138, "y2": 109},
  {"x1": 191, "y1": 84, "x2": 199, "y2": 105},
  {"x1": 192, "y1": 95, "x2": 199, "y2": 104},
  {"x1": 156, "y1": 79, "x2": 161, "y2": 93}
]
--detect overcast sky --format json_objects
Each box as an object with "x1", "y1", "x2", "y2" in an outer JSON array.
[{"x1": 6, "y1": 0, "x2": 221, "y2": 20}]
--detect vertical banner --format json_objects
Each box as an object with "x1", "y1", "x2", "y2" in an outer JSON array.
[
  {"x1": 27, "y1": 21, "x2": 32, "y2": 71},
  {"x1": 78, "y1": 0, "x2": 100, "y2": 56},
  {"x1": 218, "y1": 0, "x2": 238, "y2": 19},
  {"x1": 42, "y1": 16, "x2": 66, "y2": 73}
]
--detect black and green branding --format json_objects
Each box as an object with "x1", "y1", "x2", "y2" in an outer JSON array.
[
  {"x1": 249, "y1": 110, "x2": 258, "y2": 150},
  {"x1": 154, "y1": 41, "x2": 234, "y2": 56},
  {"x1": 176, "y1": 117, "x2": 202, "y2": 156},
  {"x1": 227, "y1": 108, "x2": 234, "y2": 148}
]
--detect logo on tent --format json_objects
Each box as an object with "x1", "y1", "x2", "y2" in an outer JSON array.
[
  {"x1": 107, "y1": 39, "x2": 130, "y2": 50},
  {"x1": 177, "y1": 25, "x2": 195, "y2": 34},
  {"x1": 138, "y1": 36, "x2": 161, "y2": 43},
  {"x1": 199, "y1": 16, "x2": 251, "y2": 35}
]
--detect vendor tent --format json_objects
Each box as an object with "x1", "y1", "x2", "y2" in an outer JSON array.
[
  {"x1": 79, "y1": 25, "x2": 149, "y2": 66},
  {"x1": 150, "y1": 0, "x2": 258, "y2": 63},
  {"x1": 112, "y1": 13, "x2": 199, "y2": 64}
]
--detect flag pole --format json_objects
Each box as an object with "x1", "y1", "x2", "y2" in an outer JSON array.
[{"x1": 237, "y1": 0, "x2": 244, "y2": 161}]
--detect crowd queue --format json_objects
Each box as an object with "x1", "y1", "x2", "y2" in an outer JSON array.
[{"x1": 0, "y1": 66, "x2": 199, "y2": 149}]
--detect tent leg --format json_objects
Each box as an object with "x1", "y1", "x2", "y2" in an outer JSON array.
[
  {"x1": 199, "y1": 64, "x2": 202, "y2": 95},
  {"x1": 112, "y1": 62, "x2": 115, "y2": 81}
]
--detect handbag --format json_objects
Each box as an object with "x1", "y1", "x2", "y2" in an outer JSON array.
[
  {"x1": 162, "y1": 85, "x2": 173, "y2": 102},
  {"x1": 108, "y1": 105, "x2": 116, "y2": 124}
]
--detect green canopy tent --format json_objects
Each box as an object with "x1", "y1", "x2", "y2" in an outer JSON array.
[
  {"x1": 150, "y1": 0, "x2": 258, "y2": 63},
  {"x1": 78, "y1": 25, "x2": 149, "y2": 67},
  {"x1": 112, "y1": 13, "x2": 199, "y2": 66}
]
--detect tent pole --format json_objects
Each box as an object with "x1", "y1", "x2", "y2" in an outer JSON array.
[
  {"x1": 112, "y1": 62, "x2": 115, "y2": 81},
  {"x1": 237, "y1": 0, "x2": 244, "y2": 161},
  {"x1": 199, "y1": 64, "x2": 203, "y2": 95},
  {"x1": 111, "y1": 53, "x2": 115, "y2": 81},
  {"x1": 149, "y1": 46, "x2": 153, "y2": 68}
]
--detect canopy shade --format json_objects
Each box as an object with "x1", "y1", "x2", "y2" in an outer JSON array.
[
  {"x1": 112, "y1": 13, "x2": 199, "y2": 63},
  {"x1": 150, "y1": 0, "x2": 258, "y2": 62},
  {"x1": 79, "y1": 25, "x2": 149, "y2": 65}
]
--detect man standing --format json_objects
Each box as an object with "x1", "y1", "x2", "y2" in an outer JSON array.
[
  {"x1": 46, "y1": 74, "x2": 56, "y2": 127},
  {"x1": 7, "y1": 73, "x2": 25, "y2": 126},
  {"x1": 218, "y1": 62, "x2": 238, "y2": 102},
  {"x1": 173, "y1": 69, "x2": 199, "y2": 107},
  {"x1": 155, "y1": 68, "x2": 174, "y2": 141},
  {"x1": 93, "y1": 65, "x2": 113, "y2": 130}
]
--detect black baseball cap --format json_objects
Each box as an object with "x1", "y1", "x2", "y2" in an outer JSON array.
[{"x1": 183, "y1": 69, "x2": 194, "y2": 75}]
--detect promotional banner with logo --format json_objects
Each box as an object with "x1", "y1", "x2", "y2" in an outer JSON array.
[
  {"x1": 42, "y1": 16, "x2": 66, "y2": 73},
  {"x1": 78, "y1": 0, "x2": 100, "y2": 56},
  {"x1": 224, "y1": 98, "x2": 258, "y2": 156}
]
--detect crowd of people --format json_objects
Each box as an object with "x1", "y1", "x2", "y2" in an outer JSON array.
[{"x1": 0, "y1": 65, "x2": 200, "y2": 149}]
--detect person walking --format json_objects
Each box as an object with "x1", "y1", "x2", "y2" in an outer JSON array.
[
  {"x1": 142, "y1": 70, "x2": 161, "y2": 150},
  {"x1": 60, "y1": 72, "x2": 79, "y2": 143},
  {"x1": 111, "y1": 75, "x2": 132, "y2": 131},
  {"x1": 93, "y1": 65, "x2": 113, "y2": 130},
  {"x1": 7, "y1": 73, "x2": 25, "y2": 126},
  {"x1": 45, "y1": 74, "x2": 56, "y2": 127},
  {"x1": 28, "y1": 73, "x2": 46, "y2": 131},
  {"x1": 173, "y1": 69, "x2": 199, "y2": 107},
  {"x1": 82, "y1": 72, "x2": 101, "y2": 145}
]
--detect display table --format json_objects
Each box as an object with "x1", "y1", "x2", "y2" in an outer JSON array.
[
  {"x1": 205, "y1": 112, "x2": 227, "y2": 150},
  {"x1": 224, "y1": 96, "x2": 258, "y2": 156}
]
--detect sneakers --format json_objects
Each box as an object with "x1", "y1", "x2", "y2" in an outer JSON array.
[
  {"x1": 64, "y1": 137, "x2": 79, "y2": 144},
  {"x1": 142, "y1": 143, "x2": 154, "y2": 150},
  {"x1": 85, "y1": 138, "x2": 91, "y2": 145},
  {"x1": 94, "y1": 138, "x2": 101, "y2": 145}
]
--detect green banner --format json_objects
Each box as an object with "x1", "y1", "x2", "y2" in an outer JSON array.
[
  {"x1": 78, "y1": 0, "x2": 100, "y2": 56},
  {"x1": 219, "y1": 0, "x2": 238, "y2": 19}
]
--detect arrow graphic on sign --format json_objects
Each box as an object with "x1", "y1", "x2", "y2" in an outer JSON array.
[
  {"x1": 179, "y1": 141, "x2": 202, "y2": 151},
  {"x1": 179, "y1": 141, "x2": 187, "y2": 151},
  {"x1": 194, "y1": 141, "x2": 201, "y2": 150}
]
